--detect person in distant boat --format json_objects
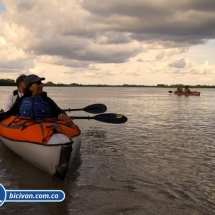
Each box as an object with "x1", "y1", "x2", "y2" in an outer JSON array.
[
  {"x1": 0, "y1": 74, "x2": 67, "y2": 119},
  {"x1": 177, "y1": 85, "x2": 183, "y2": 92},
  {"x1": 3, "y1": 74, "x2": 27, "y2": 112},
  {"x1": 184, "y1": 86, "x2": 191, "y2": 93}
]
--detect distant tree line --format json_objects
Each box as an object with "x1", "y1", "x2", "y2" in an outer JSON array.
[
  {"x1": 0, "y1": 79, "x2": 152, "y2": 87},
  {"x1": 157, "y1": 84, "x2": 215, "y2": 88},
  {"x1": 0, "y1": 79, "x2": 16, "y2": 86},
  {"x1": 0, "y1": 79, "x2": 215, "y2": 87}
]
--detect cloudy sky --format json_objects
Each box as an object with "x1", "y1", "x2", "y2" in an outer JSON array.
[{"x1": 0, "y1": 0, "x2": 215, "y2": 85}]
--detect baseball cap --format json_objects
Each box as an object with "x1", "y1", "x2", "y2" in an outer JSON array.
[{"x1": 24, "y1": 74, "x2": 45, "y2": 87}]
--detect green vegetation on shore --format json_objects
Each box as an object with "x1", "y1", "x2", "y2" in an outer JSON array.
[{"x1": 0, "y1": 79, "x2": 214, "y2": 88}]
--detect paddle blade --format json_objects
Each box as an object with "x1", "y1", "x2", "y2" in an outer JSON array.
[
  {"x1": 93, "y1": 113, "x2": 128, "y2": 124},
  {"x1": 83, "y1": 104, "x2": 107, "y2": 114}
]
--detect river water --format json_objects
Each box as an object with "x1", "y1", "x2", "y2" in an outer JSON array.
[{"x1": 0, "y1": 86, "x2": 215, "y2": 215}]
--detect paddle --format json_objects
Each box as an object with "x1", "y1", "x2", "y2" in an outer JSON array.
[
  {"x1": 63, "y1": 104, "x2": 107, "y2": 114},
  {"x1": 0, "y1": 113, "x2": 128, "y2": 124},
  {"x1": 70, "y1": 113, "x2": 128, "y2": 124},
  {"x1": 0, "y1": 104, "x2": 107, "y2": 114}
]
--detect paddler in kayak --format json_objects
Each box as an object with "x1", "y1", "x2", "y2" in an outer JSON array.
[
  {"x1": 177, "y1": 85, "x2": 183, "y2": 92},
  {"x1": 0, "y1": 74, "x2": 67, "y2": 119},
  {"x1": 1, "y1": 74, "x2": 48, "y2": 113},
  {"x1": 3, "y1": 74, "x2": 26, "y2": 112},
  {"x1": 184, "y1": 86, "x2": 191, "y2": 93}
]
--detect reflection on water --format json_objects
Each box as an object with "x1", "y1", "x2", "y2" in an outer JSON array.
[{"x1": 0, "y1": 87, "x2": 215, "y2": 214}]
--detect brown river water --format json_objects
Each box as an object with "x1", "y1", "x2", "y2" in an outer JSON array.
[{"x1": 0, "y1": 86, "x2": 214, "y2": 215}]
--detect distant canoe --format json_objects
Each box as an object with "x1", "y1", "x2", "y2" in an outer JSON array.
[{"x1": 174, "y1": 91, "x2": 200, "y2": 96}]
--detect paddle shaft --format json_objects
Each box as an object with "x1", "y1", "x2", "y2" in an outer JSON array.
[
  {"x1": 0, "y1": 113, "x2": 128, "y2": 124},
  {"x1": 0, "y1": 104, "x2": 107, "y2": 114},
  {"x1": 63, "y1": 103, "x2": 107, "y2": 114},
  {"x1": 63, "y1": 108, "x2": 83, "y2": 111}
]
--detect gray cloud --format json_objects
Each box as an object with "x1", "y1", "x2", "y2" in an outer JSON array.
[
  {"x1": 81, "y1": 0, "x2": 215, "y2": 46},
  {"x1": 137, "y1": 58, "x2": 154, "y2": 62},
  {"x1": 1, "y1": 0, "x2": 215, "y2": 72},
  {"x1": 58, "y1": 60, "x2": 90, "y2": 68},
  {"x1": 0, "y1": 58, "x2": 36, "y2": 76},
  {"x1": 27, "y1": 34, "x2": 142, "y2": 64},
  {"x1": 0, "y1": 60, "x2": 26, "y2": 70},
  {"x1": 137, "y1": 59, "x2": 143, "y2": 62},
  {"x1": 95, "y1": 32, "x2": 131, "y2": 44},
  {"x1": 82, "y1": 1, "x2": 168, "y2": 17},
  {"x1": 6, "y1": 0, "x2": 215, "y2": 44},
  {"x1": 169, "y1": 58, "x2": 186, "y2": 68},
  {"x1": 0, "y1": 68, "x2": 20, "y2": 73},
  {"x1": 17, "y1": 1, "x2": 35, "y2": 11},
  {"x1": 156, "y1": 51, "x2": 165, "y2": 60}
]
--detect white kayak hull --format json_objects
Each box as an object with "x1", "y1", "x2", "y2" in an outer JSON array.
[{"x1": 0, "y1": 133, "x2": 82, "y2": 179}]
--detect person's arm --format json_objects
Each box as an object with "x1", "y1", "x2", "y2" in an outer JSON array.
[
  {"x1": 46, "y1": 97, "x2": 67, "y2": 118},
  {"x1": 4, "y1": 92, "x2": 14, "y2": 112},
  {"x1": 0, "y1": 98, "x2": 21, "y2": 121}
]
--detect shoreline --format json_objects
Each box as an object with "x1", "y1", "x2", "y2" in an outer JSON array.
[{"x1": 0, "y1": 85, "x2": 214, "y2": 88}]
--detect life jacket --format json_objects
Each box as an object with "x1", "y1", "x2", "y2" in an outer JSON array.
[
  {"x1": 12, "y1": 90, "x2": 20, "y2": 104},
  {"x1": 20, "y1": 95, "x2": 50, "y2": 117}
]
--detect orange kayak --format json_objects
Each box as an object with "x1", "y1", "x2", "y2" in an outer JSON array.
[
  {"x1": 174, "y1": 91, "x2": 200, "y2": 96},
  {"x1": 0, "y1": 116, "x2": 82, "y2": 179}
]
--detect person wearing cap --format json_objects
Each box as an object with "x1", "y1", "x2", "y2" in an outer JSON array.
[
  {"x1": 3, "y1": 74, "x2": 27, "y2": 112},
  {"x1": 184, "y1": 86, "x2": 191, "y2": 93},
  {"x1": 1, "y1": 74, "x2": 67, "y2": 119}
]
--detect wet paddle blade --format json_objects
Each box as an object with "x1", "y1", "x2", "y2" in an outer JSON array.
[
  {"x1": 63, "y1": 103, "x2": 107, "y2": 114},
  {"x1": 83, "y1": 104, "x2": 107, "y2": 114},
  {"x1": 92, "y1": 113, "x2": 128, "y2": 124},
  {"x1": 71, "y1": 113, "x2": 128, "y2": 124}
]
